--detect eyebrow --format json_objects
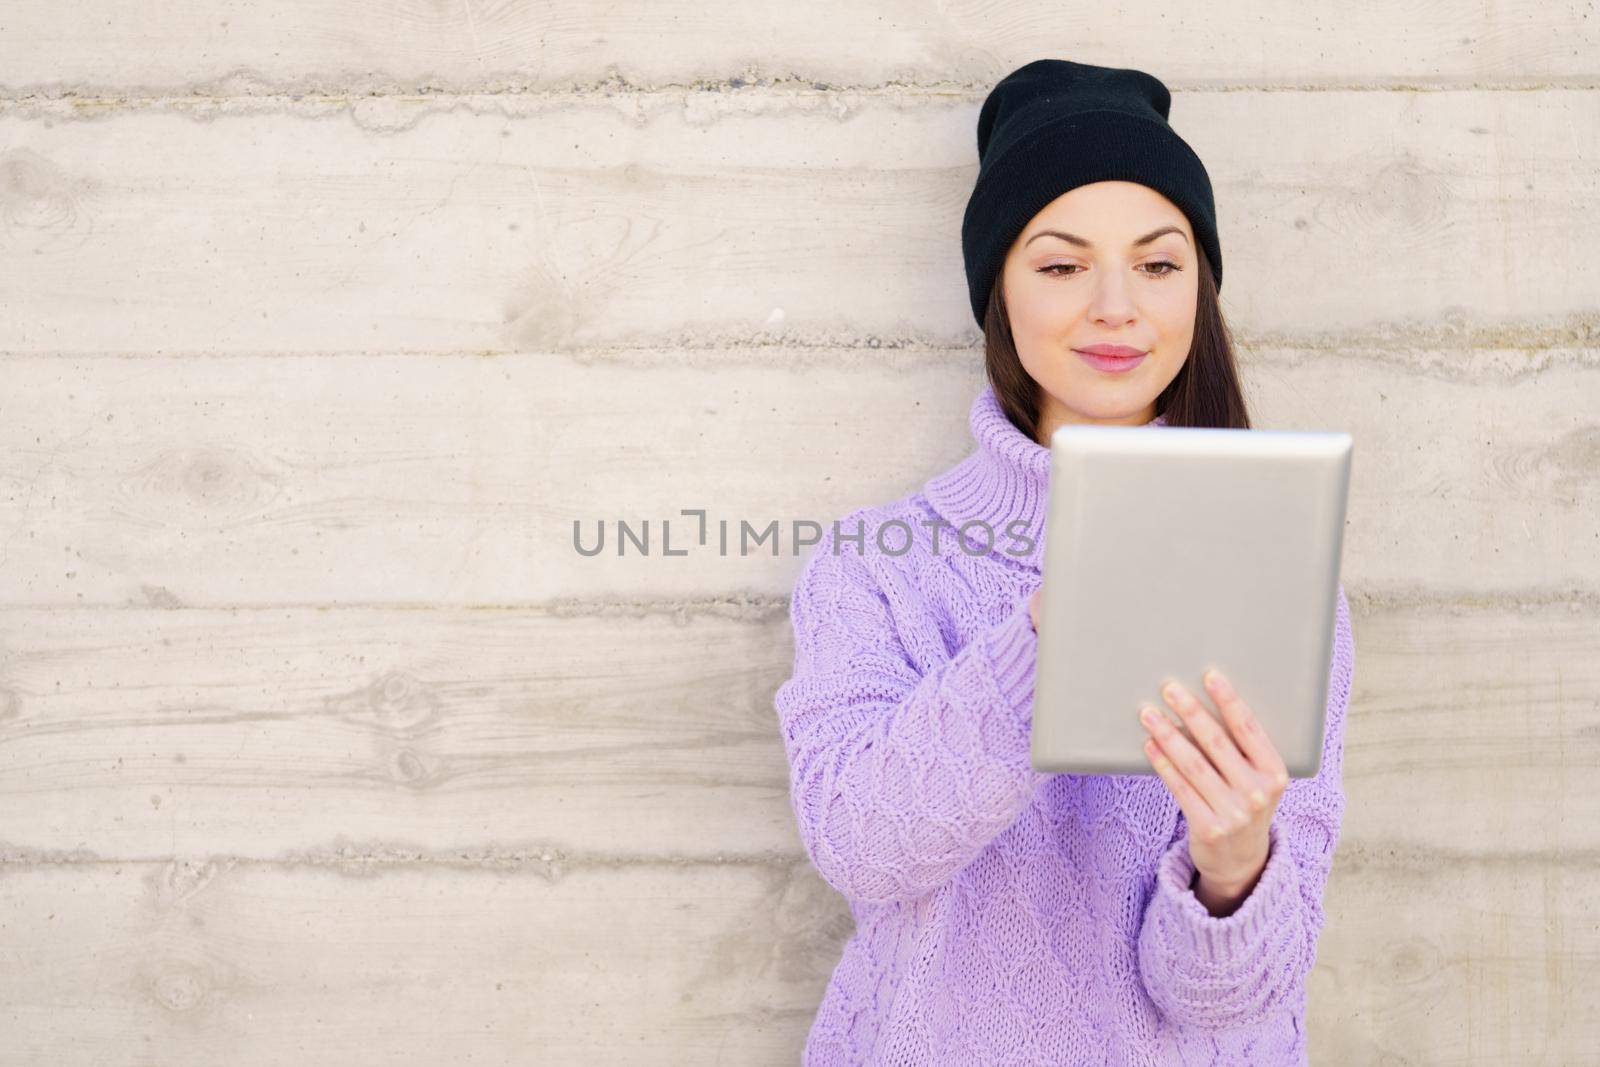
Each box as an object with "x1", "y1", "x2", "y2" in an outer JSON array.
[{"x1": 1025, "y1": 225, "x2": 1190, "y2": 250}]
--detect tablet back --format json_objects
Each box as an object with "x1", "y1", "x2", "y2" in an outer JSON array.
[{"x1": 1031, "y1": 423, "x2": 1352, "y2": 777}]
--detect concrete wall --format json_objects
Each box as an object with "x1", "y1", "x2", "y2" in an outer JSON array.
[{"x1": 1, "y1": 4, "x2": 1596, "y2": 1063}]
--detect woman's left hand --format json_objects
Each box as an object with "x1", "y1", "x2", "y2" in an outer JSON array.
[{"x1": 1137, "y1": 669, "x2": 1289, "y2": 889}]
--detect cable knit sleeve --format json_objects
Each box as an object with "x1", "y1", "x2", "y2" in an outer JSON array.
[
  {"x1": 773, "y1": 516, "x2": 1054, "y2": 906},
  {"x1": 1135, "y1": 581, "x2": 1355, "y2": 1031}
]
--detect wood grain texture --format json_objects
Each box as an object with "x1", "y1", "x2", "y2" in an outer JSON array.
[
  {"x1": 0, "y1": 839, "x2": 1593, "y2": 1064},
  {"x1": 0, "y1": 599, "x2": 1595, "y2": 859},
  {"x1": 0, "y1": 88, "x2": 1596, "y2": 353},
  {"x1": 1, "y1": 0, "x2": 1596, "y2": 92},
  {"x1": 0, "y1": 355, "x2": 1593, "y2": 604},
  {"x1": 0, "y1": 860, "x2": 851, "y2": 1065}
]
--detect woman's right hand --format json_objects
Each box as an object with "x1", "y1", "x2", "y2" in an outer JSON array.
[{"x1": 1028, "y1": 587, "x2": 1043, "y2": 634}]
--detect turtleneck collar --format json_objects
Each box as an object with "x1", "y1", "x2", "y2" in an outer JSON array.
[{"x1": 921, "y1": 383, "x2": 1168, "y2": 571}]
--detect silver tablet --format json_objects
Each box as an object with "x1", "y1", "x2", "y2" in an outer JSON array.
[{"x1": 1030, "y1": 421, "x2": 1352, "y2": 777}]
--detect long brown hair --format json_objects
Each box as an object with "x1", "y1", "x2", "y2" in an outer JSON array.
[{"x1": 983, "y1": 241, "x2": 1251, "y2": 441}]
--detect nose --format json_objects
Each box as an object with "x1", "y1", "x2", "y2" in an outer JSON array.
[{"x1": 1088, "y1": 273, "x2": 1137, "y2": 326}]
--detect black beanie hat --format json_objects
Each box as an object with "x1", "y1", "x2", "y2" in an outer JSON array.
[{"x1": 960, "y1": 59, "x2": 1222, "y2": 331}]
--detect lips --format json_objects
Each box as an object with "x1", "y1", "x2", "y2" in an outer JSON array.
[
  {"x1": 1074, "y1": 344, "x2": 1148, "y2": 358},
  {"x1": 1075, "y1": 348, "x2": 1146, "y2": 373}
]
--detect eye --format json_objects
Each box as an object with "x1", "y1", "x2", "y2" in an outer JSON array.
[{"x1": 1036, "y1": 261, "x2": 1184, "y2": 279}]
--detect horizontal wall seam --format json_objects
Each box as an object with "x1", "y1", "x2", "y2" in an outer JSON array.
[
  {"x1": 0, "y1": 590, "x2": 1598, "y2": 617},
  {"x1": 4, "y1": 80, "x2": 1600, "y2": 107}
]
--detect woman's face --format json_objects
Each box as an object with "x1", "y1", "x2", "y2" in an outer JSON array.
[{"x1": 999, "y1": 180, "x2": 1198, "y2": 436}]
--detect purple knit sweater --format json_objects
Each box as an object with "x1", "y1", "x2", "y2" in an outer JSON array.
[{"x1": 774, "y1": 383, "x2": 1353, "y2": 1066}]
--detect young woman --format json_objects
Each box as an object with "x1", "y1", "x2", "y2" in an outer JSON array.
[{"x1": 774, "y1": 59, "x2": 1354, "y2": 1065}]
